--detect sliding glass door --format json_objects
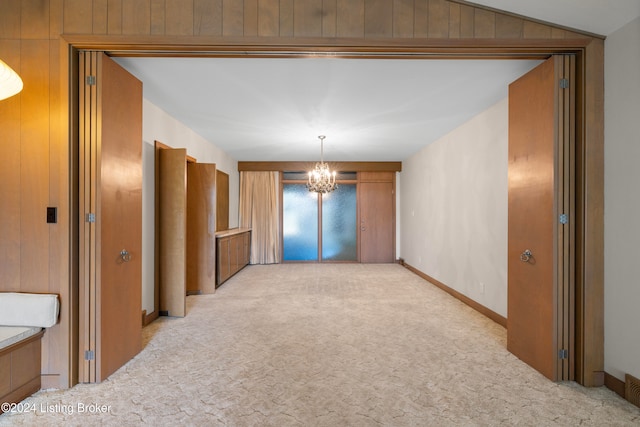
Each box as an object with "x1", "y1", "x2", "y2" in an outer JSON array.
[{"x1": 282, "y1": 177, "x2": 357, "y2": 262}]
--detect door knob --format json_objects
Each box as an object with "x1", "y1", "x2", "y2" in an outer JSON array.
[
  {"x1": 520, "y1": 249, "x2": 532, "y2": 263},
  {"x1": 120, "y1": 249, "x2": 132, "y2": 262}
]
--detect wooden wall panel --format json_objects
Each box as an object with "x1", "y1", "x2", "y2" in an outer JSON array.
[
  {"x1": 63, "y1": 0, "x2": 93, "y2": 34},
  {"x1": 413, "y1": 0, "x2": 428, "y2": 38},
  {"x1": 165, "y1": 0, "x2": 193, "y2": 35},
  {"x1": 21, "y1": 0, "x2": 50, "y2": 39},
  {"x1": 294, "y1": 0, "x2": 323, "y2": 37},
  {"x1": 243, "y1": 0, "x2": 258, "y2": 36},
  {"x1": 321, "y1": 0, "x2": 337, "y2": 37},
  {"x1": 496, "y1": 14, "x2": 522, "y2": 39},
  {"x1": 92, "y1": 0, "x2": 108, "y2": 34},
  {"x1": 123, "y1": 0, "x2": 151, "y2": 35},
  {"x1": 279, "y1": 0, "x2": 294, "y2": 37},
  {"x1": 49, "y1": 0, "x2": 64, "y2": 38},
  {"x1": 448, "y1": 3, "x2": 461, "y2": 38},
  {"x1": 459, "y1": 4, "x2": 474, "y2": 38},
  {"x1": 20, "y1": 40, "x2": 50, "y2": 296},
  {"x1": 194, "y1": 0, "x2": 223, "y2": 36},
  {"x1": 222, "y1": 0, "x2": 244, "y2": 36},
  {"x1": 393, "y1": 0, "x2": 414, "y2": 38},
  {"x1": 150, "y1": 0, "x2": 165, "y2": 35},
  {"x1": 524, "y1": 21, "x2": 552, "y2": 39},
  {"x1": 473, "y1": 8, "x2": 495, "y2": 38},
  {"x1": 0, "y1": 41, "x2": 22, "y2": 291},
  {"x1": 336, "y1": 0, "x2": 364, "y2": 37},
  {"x1": 257, "y1": 0, "x2": 279, "y2": 37},
  {"x1": 106, "y1": 0, "x2": 123, "y2": 35},
  {"x1": 428, "y1": 0, "x2": 449, "y2": 38},
  {"x1": 365, "y1": 0, "x2": 393, "y2": 38},
  {"x1": 0, "y1": 1, "x2": 21, "y2": 38}
]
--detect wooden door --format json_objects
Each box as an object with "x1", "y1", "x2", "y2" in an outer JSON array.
[
  {"x1": 79, "y1": 52, "x2": 142, "y2": 383},
  {"x1": 186, "y1": 162, "x2": 217, "y2": 295},
  {"x1": 359, "y1": 172, "x2": 395, "y2": 263},
  {"x1": 507, "y1": 56, "x2": 574, "y2": 381},
  {"x1": 158, "y1": 148, "x2": 187, "y2": 316}
]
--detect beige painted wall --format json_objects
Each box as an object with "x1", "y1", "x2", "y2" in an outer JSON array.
[
  {"x1": 141, "y1": 99, "x2": 239, "y2": 314},
  {"x1": 604, "y1": 17, "x2": 640, "y2": 382},
  {"x1": 400, "y1": 98, "x2": 509, "y2": 317}
]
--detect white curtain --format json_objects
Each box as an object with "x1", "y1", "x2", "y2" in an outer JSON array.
[{"x1": 239, "y1": 171, "x2": 281, "y2": 264}]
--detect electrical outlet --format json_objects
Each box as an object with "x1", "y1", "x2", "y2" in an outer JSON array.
[{"x1": 47, "y1": 207, "x2": 57, "y2": 224}]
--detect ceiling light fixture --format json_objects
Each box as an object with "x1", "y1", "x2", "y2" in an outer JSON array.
[
  {"x1": 0, "y1": 59, "x2": 23, "y2": 101},
  {"x1": 307, "y1": 135, "x2": 337, "y2": 194}
]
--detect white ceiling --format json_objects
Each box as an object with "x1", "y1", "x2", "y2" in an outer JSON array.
[{"x1": 114, "y1": 1, "x2": 640, "y2": 163}]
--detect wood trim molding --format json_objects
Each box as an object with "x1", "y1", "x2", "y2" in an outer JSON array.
[
  {"x1": 402, "y1": 261, "x2": 507, "y2": 328},
  {"x1": 604, "y1": 372, "x2": 626, "y2": 399},
  {"x1": 62, "y1": 35, "x2": 593, "y2": 58},
  {"x1": 239, "y1": 161, "x2": 401, "y2": 172}
]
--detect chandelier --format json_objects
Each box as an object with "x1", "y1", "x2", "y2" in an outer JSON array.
[{"x1": 306, "y1": 135, "x2": 338, "y2": 194}]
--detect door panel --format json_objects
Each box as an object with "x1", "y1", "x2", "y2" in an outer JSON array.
[
  {"x1": 360, "y1": 180, "x2": 395, "y2": 263},
  {"x1": 79, "y1": 52, "x2": 142, "y2": 382},
  {"x1": 186, "y1": 162, "x2": 217, "y2": 294},
  {"x1": 507, "y1": 56, "x2": 574, "y2": 381},
  {"x1": 158, "y1": 148, "x2": 187, "y2": 316}
]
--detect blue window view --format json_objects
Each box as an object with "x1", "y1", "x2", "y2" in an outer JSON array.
[
  {"x1": 283, "y1": 184, "x2": 318, "y2": 261},
  {"x1": 322, "y1": 184, "x2": 357, "y2": 261},
  {"x1": 283, "y1": 183, "x2": 357, "y2": 262}
]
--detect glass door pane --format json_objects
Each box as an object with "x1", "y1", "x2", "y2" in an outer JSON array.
[
  {"x1": 283, "y1": 183, "x2": 318, "y2": 261},
  {"x1": 322, "y1": 184, "x2": 357, "y2": 261}
]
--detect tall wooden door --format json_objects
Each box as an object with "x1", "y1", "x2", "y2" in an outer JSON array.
[
  {"x1": 186, "y1": 162, "x2": 217, "y2": 295},
  {"x1": 359, "y1": 172, "x2": 395, "y2": 263},
  {"x1": 157, "y1": 147, "x2": 187, "y2": 316},
  {"x1": 507, "y1": 56, "x2": 574, "y2": 381},
  {"x1": 79, "y1": 52, "x2": 142, "y2": 383}
]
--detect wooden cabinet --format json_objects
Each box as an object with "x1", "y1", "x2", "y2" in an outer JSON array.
[{"x1": 216, "y1": 228, "x2": 251, "y2": 287}]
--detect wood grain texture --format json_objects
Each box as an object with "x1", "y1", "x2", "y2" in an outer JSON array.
[
  {"x1": 222, "y1": 0, "x2": 244, "y2": 36},
  {"x1": 159, "y1": 148, "x2": 188, "y2": 317},
  {"x1": 365, "y1": 0, "x2": 392, "y2": 38},
  {"x1": 294, "y1": 0, "x2": 323, "y2": 37},
  {"x1": 107, "y1": 0, "x2": 122, "y2": 35},
  {"x1": 166, "y1": 0, "x2": 193, "y2": 35},
  {"x1": 359, "y1": 178, "x2": 395, "y2": 263},
  {"x1": 428, "y1": 0, "x2": 449, "y2": 38},
  {"x1": 194, "y1": 0, "x2": 223, "y2": 36},
  {"x1": 0, "y1": 0, "x2": 21, "y2": 38},
  {"x1": 63, "y1": 0, "x2": 93, "y2": 34},
  {"x1": 123, "y1": 0, "x2": 151, "y2": 35},
  {"x1": 0, "y1": 41, "x2": 22, "y2": 291},
  {"x1": 97, "y1": 53, "x2": 143, "y2": 382},
  {"x1": 507, "y1": 57, "x2": 559, "y2": 381},
  {"x1": 20, "y1": 40, "x2": 51, "y2": 295},
  {"x1": 150, "y1": 0, "x2": 165, "y2": 34},
  {"x1": 321, "y1": 0, "x2": 337, "y2": 37},
  {"x1": 336, "y1": 0, "x2": 363, "y2": 37},
  {"x1": 186, "y1": 163, "x2": 217, "y2": 295},
  {"x1": 238, "y1": 161, "x2": 401, "y2": 172},
  {"x1": 243, "y1": 0, "x2": 258, "y2": 36},
  {"x1": 21, "y1": 0, "x2": 50, "y2": 39},
  {"x1": 393, "y1": 0, "x2": 414, "y2": 38},
  {"x1": 216, "y1": 170, "x2": 230, "y2": 232}
]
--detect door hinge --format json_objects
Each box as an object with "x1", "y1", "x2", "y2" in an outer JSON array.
[
  {"x1": 86, "y1": 75, "x2": 96, "y2": 86},
  {"x1": 84, "y1": 350, "x2": 95, "y2": 360},
  {"x1": 86, "y1": 213, "x2": 96, "y2": 223},
  {"x1": 559, "y1": 214, "x2": 568, "y2": 224},
  {"x1": 559, "y1": 78, "x2": 569, "y2": 89},
  {"x1": 558, "y1": 349, "x2": 568, "y2": 360}
]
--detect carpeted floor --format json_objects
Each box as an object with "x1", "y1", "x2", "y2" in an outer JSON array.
[{"x1": 1, "y1": 264, "x2": 639, "y2": 426}]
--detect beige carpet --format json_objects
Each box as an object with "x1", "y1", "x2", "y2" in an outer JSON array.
[{"x1": 1, "y1": 264, "x2": 639, "y2": 426}]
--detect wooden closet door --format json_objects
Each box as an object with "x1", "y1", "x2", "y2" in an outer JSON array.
[
  {"x1": 158, "y1": 148, "x2": 187, "y2": 316},
  {"x1": 507, "y1": 56, "x2": 574, "y2": 381},
  {"x1": 79, "y1": 52, "x2": 142, "y2": 383},
  {"x1": 186, "y1": 163, "x2": 217, "y2": 295},
  {"x1": 359, "y1": 172, "x2": 395, "y2": 263}
]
